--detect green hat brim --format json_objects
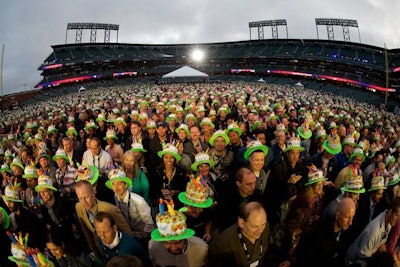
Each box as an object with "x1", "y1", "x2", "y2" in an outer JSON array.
[
  {"x1": 35, "y1": 184, "x2": 58, "y2": 192},
  {"x1": 52, "y1": 155, "x2": 70, "y2": 164},
  {"x1": 106, "y1": 177, "x2": 133, "y2": 189},
  {"x1": 343, "y1": 142, "x2": 357, "y2": 147},
  {"x1": 103, "y1": 136, "x2": 118, "y2": 141},
  {"x1": 145, "y1": 126, "x2": 157, "y2": 131},
  {"x1": 268, "y1": 115, "x2": 279, "y2": 122},
  {"x1": 209, "y1": 133, "x2": 230, "y2": 146},
  {"x1": 47, "y1": 129, "x2": 58, "y2": 135},
  {"x1": 131, "y1": 148, "x2": 147, "y2": 153},
  {"x1": 388, "y1": 178, "x2": 400, "y2": 187},
  {"x1": 66, "y1": 129, "x2": 78, "y2": 136},
  {"x1": 166, "y1": 117, "x2": 178, "y2": 124},
  {"x1": 22, "y1": 174, "x2": 38, "y2": 179},
  {"x1": 323, "y1": 141, "x2": 342, "y2": 155},
  {"x1": 226, "y1": 127, "x2": 243, "y2": 136},
  {"x1": 151, "y1": 228, "x2": 195, "y2": 242},
  {"x1": 35, "y1": 154, "x2": 50, "y2": 163},
  {"x1": 349, "y1": 153, "x2": 365, "y2": 162},
  {"x1": 304, "y1": 178, "x2": 327, "y2": 186},
  {"x1": 85, "y1": 126, "x2": 98, "y2": 131},
  {"x1": 77, "y1": 166, "x2": 99, "y2": 185},
  {"x1": 340, "y1": 187, "x2": 366, "y2": 194},
  {"x1": 297, "y1": 127, "x2": 312, "y2": 139},
  {"x1": 2, "y1": 195, "x2": 23, "y2": 203},
  {"x1": 1, "y1": 168, "x2": 12, "y2": 175},
  {"x1": 113, "y1": 120, "x2": 127, "y2": 127},
  {"x1": 244, "y1": 146, "x2": 268, "y2": 160},
  {"x1": 0, "y1": 207, "x2": 10, "y2": 229},
  {"x1": 96, "y1": 117, "x2": 105, "y2": 122},
  {"x1": 178, "y1": 192, "x2": 213, "y2": 208},
  {"x1": 191, "y1": 160, "x2": 215, "y2": 171},
  {"x1": 8, "y1": 256, "x2": 30, "y2": 266},
  {"x1": 157, "y1": 151, "x2": 182, "y2": 162},
  {"x1": 200, "y1": 121, "x2": 215, "y2": 129},
  {"x1": 10, "y1": 162, "x2": 24, "y2": 171},
  {"x1": 175, "y1": 128, "x2": 190, "y2": 135},
  {"x1": 283, "y1": 146, "x2": 305, "y2": 153},
  {"x1": 368, "y1": 186, "x2": 387, "y2": 192}
]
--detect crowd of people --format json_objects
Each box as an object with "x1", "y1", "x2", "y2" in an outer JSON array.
[{"x1": 1, "y1": 80, "x2": 400, "y2": 267}]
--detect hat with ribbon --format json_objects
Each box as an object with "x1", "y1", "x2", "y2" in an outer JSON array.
[
  {"x1": 151, "y1": 202, "x2": 195, "y2": 242},
  {"x1": 10, "y1": 158, "x2": 24, "y2": 171},
  {"x1": 47, "y1": 125, "x2": 58, "y2": 135},
  {"x1": 340, "y1": 175, "x2": 365, "y2": 194},
  {"x1": 2, "y1": 183, "x2": 23, "y2": 202},
  {"x1": 157, "y1": 143, "x2": 181, "y2": 161},
  {"x1": 84, "y1": 121, "x2": 98, "y2": 132},
  {"x1": 342, "y1": 135, "x2": 357, "y2": 147},
  {"x1": 284, "y1": 135, "x2": 305, "y2": 153},
  {"x1": 323, "y1": 131, "x2": 342, "y2": 155},
  {"x1": 105, "y1": 168, "x2": 132, "y2": 189},
  {"x1": 65, "y1": 127, "x2": 78, "y2": 137},
  {"x1": 297, "y1": 121, "x2": 312, "y2": 139},
  {"x1": 226, "y1": 121, "x2": 243, "y2": 136},
  {"x1": 76, "y1": 160, "x2": 99, "y2": 185},
  {"x1": 199, "y1": 117, "x2": 215, "y2": 129},
  {"x1": 0, "y1": 163, "x2": 12, "y2": 175},
  {"x1": 368, "y1": 175, "x2": 387, "y2": 192},
  {"x1": 209, "y1": 130, "x2": 230, "y2": 146},
  {"x1": 244, "y1": 140, "x2": 268, "y2": 160},
  {"x1": 131, "y1": 142, "x2": 147, "y2": 153},
  {"x1": 35, "y1": 170, "x2": 57, "y2": 192},
  {"x1": 184, "y1": 113, "x2": 197, "y2": 124},
  {"x1": 113, "y1": 117, "x2": 127, "y2": 127},
  {"x1": 104, "y1": 129, "x2": 118, "y2": 141},
  {"x1": 349, "y1": 147, "x2": 366, "y2": 162},
  {"x1": 178, "y1": 175, "x2": 213, "y2": 208},
  {"x1": 175, "y1": 124, "x2": 190, "y2": 135},
  {"x1": 145, "y1": 120, "x2": 157, "y2": 131},
  {"x1": 305, "y1": 164, "x2": 327, "y2": 186},
  {"x1": 387, "y1": 173, "x2": 400, "y2": 187},
  {"x1": 22, "y1": 162, "x2": 38, "y2": 179},
  {"x1": 52, "y1": 148, "x2": 70, "y2": 164},
  {"x1": 191, "y1": 152, "x2": 215, "y2": 171}
]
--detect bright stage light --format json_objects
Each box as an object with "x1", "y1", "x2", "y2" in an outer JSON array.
[{"x1": 192, "y1": 49, "x2": 204, "y2": 62}]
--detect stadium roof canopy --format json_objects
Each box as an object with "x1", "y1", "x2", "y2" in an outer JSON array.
[{"x1": 162, "y1": 66, "x2": 208, "y2": 79}]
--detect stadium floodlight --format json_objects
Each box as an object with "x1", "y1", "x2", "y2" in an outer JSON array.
[
  {"x1": 248, "y1": 19, "x2": 288, "y2": 40},
  {"x1": 191, "y1": 49, "x2": 204, "y2": 62},
  {"x1": 315, "y1": 18, "x2": 360, "y2": 42}
]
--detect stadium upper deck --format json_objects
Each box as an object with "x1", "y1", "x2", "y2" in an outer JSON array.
[{"x1": 36, "y1": 39, "x2": 400, "y2": 92}]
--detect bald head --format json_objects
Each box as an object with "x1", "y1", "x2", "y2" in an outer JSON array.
[
  {"x1": 338, "y1": 197, "x2": 356, "y2": 214},
  {"x1": 335, "y1": 197, "x2": 356, "y2": 231}
]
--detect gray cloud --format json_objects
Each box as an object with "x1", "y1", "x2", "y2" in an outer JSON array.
[{"x1": 1, "y1": 0, "x2": 398, "y2": 95}]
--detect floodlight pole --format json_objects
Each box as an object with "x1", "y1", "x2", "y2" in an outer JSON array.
[
  {"x1": 384, "y1": 43, "x2": 389, "y2": 106},
  {"x1": 0, "y1": 44, "x2": 4, "y2": 96}
]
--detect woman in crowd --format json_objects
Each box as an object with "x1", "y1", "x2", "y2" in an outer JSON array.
[
  {"x1": 121, "y1": 150, "x2": 150, "y2": 203},
  {"x1": 153, "y1": 143, "x2": 188, "y2": 208}
]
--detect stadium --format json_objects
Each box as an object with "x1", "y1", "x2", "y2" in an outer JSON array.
[{"x1": 1, "y1": 20, "x2": 400, "y2": 110}]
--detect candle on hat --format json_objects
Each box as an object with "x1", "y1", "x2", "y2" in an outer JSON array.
[
  {"x1": 159, "y1": 198, "x2": 165, "y2": 215},
  {"x1": 166, "y1": 199, "x2": 175, "y2": 216}
]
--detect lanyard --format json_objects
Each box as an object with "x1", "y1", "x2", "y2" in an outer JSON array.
[
  {"x1": 117, "y1": 192, "x2": 132, "y2": 224},
  {"x1": 237, "y1": 226, "x2": 263, "y2": 267}
]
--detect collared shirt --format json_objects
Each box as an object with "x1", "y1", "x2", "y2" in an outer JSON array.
[{"x1": 345, "y1": 210, "x2": 392, "y2": 265}]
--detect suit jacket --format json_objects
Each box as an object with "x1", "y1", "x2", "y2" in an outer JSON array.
[{"x1": 75, "y1": 199, "x2": 133, "y2": 253}]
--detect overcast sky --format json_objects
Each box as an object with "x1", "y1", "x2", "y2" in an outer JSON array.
[{"x1": 1, "y1": 0, "x2": 399, "y2": 95}]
